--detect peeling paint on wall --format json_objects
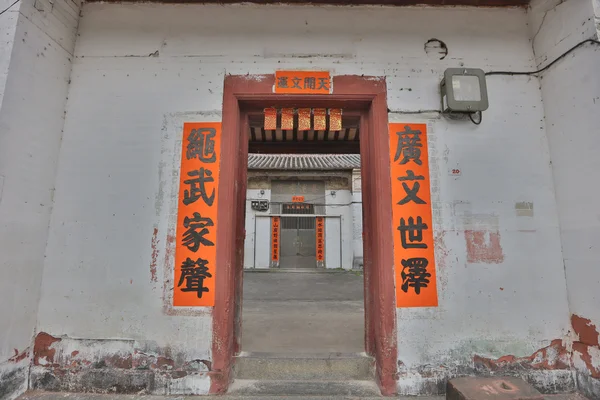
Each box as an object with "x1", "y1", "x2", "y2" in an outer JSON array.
[
  {"x1": 473, "y1": 339, "x2": 571, "y2": 372},
  {"x1": 572, "y1": 315, "x2": 600, "y2": 347},
  {"x1": 30, "y1": 332, "x2": 211, "y2": 395},
  {"x1": 571, "y1": 314, "x2": 600, "y2": 390},
  {"x1": 462, "y1": 214, "x2": 505, "y2": 264},
  {"x1": 465, "y1": 230, "x2": 505, "y2": 264},
  {"x1": 150, "y1": 227, "x2": 159, "y2": 283}
]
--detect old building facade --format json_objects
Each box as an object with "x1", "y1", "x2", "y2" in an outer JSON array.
[{"x1": 0, "y1": 0, "x2": 599, "y2": 398}]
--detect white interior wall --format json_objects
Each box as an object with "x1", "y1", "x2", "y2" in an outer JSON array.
[
  {"x1": 0, "y1": 0, "x2": 19, "y2": 109},
  {"x1": 351, "y1": 169, "x2": 363, "y2": 267},
  {"x1": 529, "y1": 0, "x2": 600, "y2": 396},
  {"x1": 254, "y1": 216, "x2": 272, "y2": 268},
  {"x1": 244, "y1": 188, "x2": 271, "y2": 269},
  {"x1": 325, "y1": 189, "x2": 352, "y2": 269},
  {"x1": 0, "y1": 0, "x2": 79, "y2": 397},
  {"x1": 35, "y1": 2, "x2": 572, "y2": 395}
]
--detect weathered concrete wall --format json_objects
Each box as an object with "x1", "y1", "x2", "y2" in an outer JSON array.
[
  {"x1": 0, "y1": 0, "x2": 79, "y2": 398},
  {"x1": 529, "y1": 0, "x2": 600, "y2": 397},
  {"x1": 0, "y1": 0, "x2": 19, "y2": 109},
  {"x1": 393, "y1": 114, "x2": 570, "y2": 395},
  {"x1": 33, "y1": 112, "x2": 215, "y2": 395},
  {"x1": 34, "y1": 2, "x2": 574, "y2": 395}
]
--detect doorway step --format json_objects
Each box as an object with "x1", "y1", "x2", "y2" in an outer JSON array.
[{"x1": 229, "y1": 352, "x2": 381, "y2": 397}]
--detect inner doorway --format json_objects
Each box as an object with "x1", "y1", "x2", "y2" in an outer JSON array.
[
  {"x1": 212, "y1": 75, "x2": 397, "y2": 396},
  {"x1": 274, "y1": 180, "x2": 322, "y2": 269}
]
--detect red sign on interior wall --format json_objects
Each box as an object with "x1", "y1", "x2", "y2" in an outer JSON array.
[
  {"x1": 274, "y1": 71, "x2": 331, "y2": 94},
  {"x1": 316, "y1": 217, "x2": 325, "y2": 262},
  {"x1": 271, "y1": 217, "x2": 280, "y2": 262}
]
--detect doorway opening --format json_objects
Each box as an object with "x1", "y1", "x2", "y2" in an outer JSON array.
[
  {"x1": 212, "y1": 75, "x2": 397, "y2": 396},
  {"x1": 242, "y1": 152, "x2": 363, "y2": 354}
]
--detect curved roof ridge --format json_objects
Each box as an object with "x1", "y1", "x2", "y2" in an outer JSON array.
[{"x1": 248, "y1": 153, "x2": 360, "y2": 170}]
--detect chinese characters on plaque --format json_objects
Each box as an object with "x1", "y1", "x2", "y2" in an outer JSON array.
[
  {"x1": 174, "y1": 123, "x2": 221, "y2": 307},
  {"x1": 274, "y1": 71, "x2": 331, "y2": 94},
  {"x1": 389, "y1": 123, "x2": 438, "y2": 308}
]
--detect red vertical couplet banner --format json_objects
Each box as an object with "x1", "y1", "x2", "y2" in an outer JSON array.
[
  {"x1": 316, "y1": 217, "x2": 325, "y2": 262},
  {"x1": 271, "y1": 217, "x2": 280, "y2": 262},
  {"x1": 389, "y1": 123, "x2": 438, "y2": 308},
  {"x1": 174, "y1": 122, "x2": 221, "y2": 307}
]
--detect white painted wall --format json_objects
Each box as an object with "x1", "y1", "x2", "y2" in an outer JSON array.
[
  {"x1": 0, "y1": 0, "x2": 19, "y2": 110},
  {"x1": 0, "y1": 0, "x2": 79, "y2": 397},
  {"x1": 324, "y1": 217, "x2": 342, "y2": 269},
  {"x1": 529, "y1": 0, "x2": 600, "y2": 396},
  {"x1": 34, "y1": 2, "x2": 575, "y2": 395},
  {"x1": 325, "y1": 189, "x2": 352, "y2": 269},
  {"x1": 254, "y1": 216, "x2": 272, "y2": 269},
  {"x1": 351, "y1": 169, "x2": 363, "y2": 267},
  {"x1": 244, "y1": 188, "x2": 271, "y2": 269}
]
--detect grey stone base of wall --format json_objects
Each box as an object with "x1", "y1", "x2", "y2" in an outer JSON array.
[
  {"x1": 397, "y1": 368, "x2": 576, "y2": 396},
  {"x1": 0, "y1": 362, "x2": 28, "y2": 400},
  {"x1": 29, "y1": 367, "x2": 210, "y2": 396},
  {"x1": 576, "y1": 372, "x2": 600, "y2": 400}
]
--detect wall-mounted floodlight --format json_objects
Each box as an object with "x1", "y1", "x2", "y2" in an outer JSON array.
[{"x1": 440, "y1": 68, "x2": 488, "y2": 123}]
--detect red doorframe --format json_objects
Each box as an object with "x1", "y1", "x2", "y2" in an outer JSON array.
[{"x1": 211, "y1": 75, "x2": 398, "y2": 396}]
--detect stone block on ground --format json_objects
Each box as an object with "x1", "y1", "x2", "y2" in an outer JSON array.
[{"x1": 447, "y1": 377, "x2": 544, "y2": 400}]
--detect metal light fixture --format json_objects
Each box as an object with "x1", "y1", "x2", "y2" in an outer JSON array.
[{"x1": 440, "y1": 68, "x2": 488, "y2": 123}]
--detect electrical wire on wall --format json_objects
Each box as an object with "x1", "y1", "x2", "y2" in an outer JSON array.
[
  {"x1": 485, "y1": 39, "x2": 600, "y2": 76},
  {"x1": 0, "y1": 0, "x2": 20, "y2": 16}
]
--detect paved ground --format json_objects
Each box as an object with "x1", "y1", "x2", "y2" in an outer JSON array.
[
  {"x1": 18, "y1": 392, "x2": 441, "y2": 399},
  {"x1": 17, "y1": 391, "x2": 591, "y2": 399},
  {"x1": 241, "y1": 270, "x2": 364, "y2": 354}
]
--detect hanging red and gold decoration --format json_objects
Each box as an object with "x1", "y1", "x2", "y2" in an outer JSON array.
[
  {"x1": 329, "y1": 108, "x2": 342, "y2": 131},
  {"x1": 298, "y1": 108, "x2": 311, "y2": 131},
  {"x1": 281, "y1": 108, "x2": 294, "y2": 130},
  {"x1": 313, "y1": 108, "x2": 326, "y2": 131},
  {"x1": 264, "y1": 107, "x2": 277, "y2": 130}
]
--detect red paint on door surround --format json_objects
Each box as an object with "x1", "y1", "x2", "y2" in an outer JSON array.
[{"x1": 211, "y1": 74, "x2": 398, "y2": 396}]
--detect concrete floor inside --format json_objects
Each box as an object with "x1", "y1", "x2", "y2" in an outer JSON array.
[{"x1": 241, "y1": 270, "x2": 365, "y2": 354}]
